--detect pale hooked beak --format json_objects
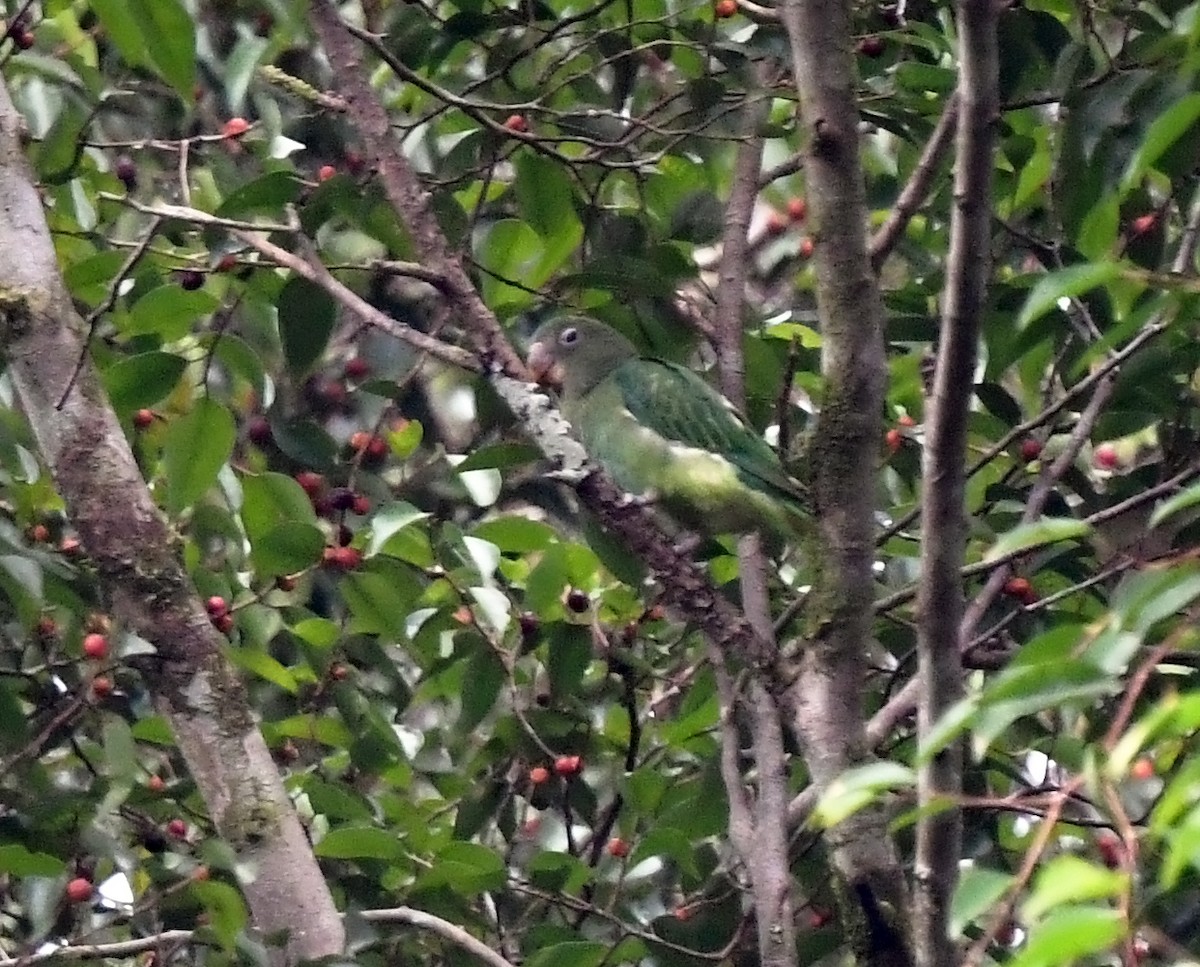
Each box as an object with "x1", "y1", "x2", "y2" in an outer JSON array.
[{"x1": 527, "y1": 341, "x2": 564, "y2": 389}]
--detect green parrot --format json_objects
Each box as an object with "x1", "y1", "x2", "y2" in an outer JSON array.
[{"x1": 526, "y1": 316, "x2": 808, "y2": 542}]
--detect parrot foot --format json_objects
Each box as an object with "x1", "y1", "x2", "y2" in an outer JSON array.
[{"x1": 545, "y1": 466, "x2": 592, "y2": 484}]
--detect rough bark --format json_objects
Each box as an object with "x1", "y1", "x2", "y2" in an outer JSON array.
[
  {"x1": 913, "y1": 0, "x2": 998, "y2": 964},
  {"x1": 776, "y1": 0, "x2": 913, "y2": 962},
  {"x1": 0, "y1": 80, "x2": 344, "y2": 964}
]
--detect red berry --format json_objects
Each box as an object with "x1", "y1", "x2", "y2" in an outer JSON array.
[
  {"x1": 344, "y1": 357, "x2": 370, "y2": 379},
  {"x1": 13, "y1": 29, "x2": 35, "y2": 50},
  {"x1": 91, "y1": 676, "x2": 113, "y2": 698},
  {"x1": 28, "y1": 523, "x2": 49, "y2": 543},
  {"x1": 897, "y1": 413, "x2": 916, "y2": 427},
  {"x1": 364, "y1": 436, "x2": 388, "y2": 462},
  {"x1": 133, "y1": 408, "x2": 156, "y2": 430},
  {"x1": 83, "y1": 633, "x2": 108, "y2": 660},
  {"x1": 606, "y1": 837, "x2": 630, "y2": 858},
  {"x1": 1020, "y1": 439, "x2": 1043, "y2": 462},
  {"x1": 885, "y1": 428, "x2": 902, "y2": 453},
  {"x1": 1003, "y1": 576, "x2": 1037, "y2": 605},
  {"x1": 65, "y1": 877, "x2": 93, "y2": 903},
  {"x1": 295, "y1": 471, "x2": 325, "y2": 499},
  {"x1": 1130, "y1": 213, "x2": 1158, "y2": 237},
  {"x1": 205, "y1": 596, "x2": 228, "y2": 617},
  {"x1": 765, "y1": 211, "x2": 788, "y2": 236},
  {"x1": 715, "y1": 0, "x2": 738, "y2": 15},
  {"x1": 503, "y1": 114, "x2": 528, "y2": 133},
  {"x1": 352, "y1": 494, "x2": 371, "y2": 515},
  {"x1": 554, "y1": 754, "x2": 582, "y2": 777},
  {"x1": 322, "y1": 546, "x2": 362, "y2": 571},
  {"x1": 1095, "y1": 443, "x2": 1119, "y2": 470},
  {"x1": 529, "y1": 766, "x2": 550, "y2": 784},
  {"x1": 214, "y1": 613, "x2": 235, "y2": 634},
  {"x1": 348, "y1": 431, "x2": 372, "y2": 454},
  {"x1": 221, "y1": 117, "x2": 250, "y2": 139},
  {"x1": 786, "y1": 197, "x2": 807, "y2": 222},
  {"x1": 276, "y1": 574, "x2": 298, "y2": 592},
  {"x1": 147, "y1": 775, "x2": 166, "y2": 793},
  {"x1": 798, "y1": 236, "x2": 815, "y2": 258},
  {"x1": 317, "y1": 164, "x2": 336, "y2": 182},
  {"x1": 166, "y1": 818, "x2": 188, "y2": 840},
  {"x1": 857, "y1": 35, "x2": 886, "y2": 57}
]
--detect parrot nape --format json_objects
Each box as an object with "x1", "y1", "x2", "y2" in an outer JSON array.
[{"x1": 526, "y1": 316, "x2": 808, "y2": 543}]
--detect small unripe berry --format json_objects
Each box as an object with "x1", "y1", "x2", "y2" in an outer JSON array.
[
  {"x1": 503, "y1": 114, "x2": 528, "y2": 133},
  {"x1": 786, "y1": 197, "x2": 807, "y2": 222},
  {"x1": 65, "y1": 877, "x2": 93, "y2": 903},
  {"x1": 529, "y1": 765, "x2": 550, "y2": 784},
  {"x1": 82, "y1": 633, "x2": 108, "y2": 660},
  {"x1": 1020, "y1": 439, "x2": 1043, "y2": 462}
]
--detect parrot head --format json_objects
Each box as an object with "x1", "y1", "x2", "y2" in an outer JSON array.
[{"x1": 526, "y1": 317, "x2": 639, "y2": 401}]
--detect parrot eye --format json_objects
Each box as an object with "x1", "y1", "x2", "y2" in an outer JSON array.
[{"x1": 558, "y1": 327, "x2": 579, "y2": 347}]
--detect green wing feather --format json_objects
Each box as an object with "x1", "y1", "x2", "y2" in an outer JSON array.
[{"x1": 611, "y1": 358, "x2": 806, "y2": 508}]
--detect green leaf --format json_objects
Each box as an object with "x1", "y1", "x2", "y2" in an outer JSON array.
[
  {"x1": 102, "y1": 717, "x2": 137, "y2": 783},
  {"x1": 472, "y1": 516, "x2": 557, "y2": 553},
  {"x1": 414, "y1": 842, "x2": 506, "y2": 895},
  {"x1": 1120, "y1": 93, "x2": 1200, "y2": 195},
  {"x1": 811, "y1": 762, "x2": 915, "y2": 828},
  {"x1": 1021, "y1": 856, "x2": 1126, "y2": 922},
  {"x1": 366, "y1": 502, "x2": 431, "y2": 557},
  {"x1": 316, "y1": 825, "x2": 409, "y2": 860},
  {"x1": 126, "y1": 285, "x2": 220, "y2": 341},
  {"x1": 1007, "y1": 905, "x2": 1122, "y2": 967},
  {"x1": 1149, "y1": 480, "x2": 1200, "y2": 528},
  {"x1": 249, "y1": 522, "x2": 324, "y2": 577},
  {"x1": 950, "y1": 866, "x2": 1014, "y2": 937},
  {"x1": 241, "y1": 472, "x2": 317, "y2": 540},
  {"x1": 515, "y1": 153, "x2": 579, "y2": 241},
  {"x1": 984, "y1": 517, "x2": 1091, "y2": 562},
  {"x1": 1016, "y1": 263, "x2": 1119, "y2": 330},
  {"x1": 163, "y1": 399, "x2": 236, "y2": 514},
  {"x1": 300, "y1": 778, "x2": 374, "y2": 822},
  {"x1": 526, "y1": 942, "x2": 608, "y2": 967},
  {"x1": 342, "y1": 571, "x2": 410, "y2": 639},
  {"x1": 0, "y1": 845, "x2": 64, "y2": 877},
  {"x1": 215, "y1": 171, "x2": 300, "y2": 219},
  {"x1": 278, "y1": 278, "x2": 336, "y2": 375},
  {"x1": 129, "y1": 0, "x2": 196, "y2": 101},
  {"x1": 190, "y1": 882, "x2": 248, "y2": 951},
  {"x1": 454, "y1": 443, "x2": 542, "y2": 473},
  {"x1": 89, "y1": 0, "x2": 150, "y2": 71},
  {"x1": 459, "y1": 645, "x2": 504, "y2": 731},
  {"x1": 103, "y1": 352, "x2": 187, "y2": 412},
  {"x1": 227, "y1": 647, "x2": 299, "y2": 692}
]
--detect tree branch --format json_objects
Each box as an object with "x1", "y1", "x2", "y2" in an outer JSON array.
[
  {"x1": 913, "y1": 2, "x2": 997, "y2": 963},
  {"x1": 776, "y1": 0, "x2": 913, "y2": 961}
]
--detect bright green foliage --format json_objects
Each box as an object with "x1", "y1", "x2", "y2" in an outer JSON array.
[{"x1": 1, "y1": 0, "x2": 1200, "y2": 965}]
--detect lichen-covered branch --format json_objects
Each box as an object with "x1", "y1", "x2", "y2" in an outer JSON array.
[{"x1": 776, "y1": 0, "x2": 913, "y2": 960}]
